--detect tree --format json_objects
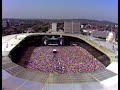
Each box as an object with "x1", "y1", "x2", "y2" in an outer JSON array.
[{"x1": 42, "y1": 27, "x2": 49, "y2": 32}]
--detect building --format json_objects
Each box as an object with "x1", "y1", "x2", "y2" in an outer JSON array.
[
  {"x1": 64, "y1": 21, "x2": 72, "y2": 33},
  {"x1": 72, "y1": 22, "x2": 81, "y2": 34},
  {"x1": 47, "y1": 23, "x2": 58, "y2": 33},
  {"x1": 26, "y1": 28, "x2": 35, "y2": 33},
  {"x1": 81, "y1": 25, "x2": 84, "y2": 28},
  {"x1": 2, "y1": 21, "x2": 7, "y2": 28},
  {"x1": 52, "y1": 23, "x2": 57, "y2": 32},
  {"x1": 91, "y1": 30, "x2": 110, "y2": 39},
  {"x1": 64, "y1": 21, "x2": 80, "y2": 34}
]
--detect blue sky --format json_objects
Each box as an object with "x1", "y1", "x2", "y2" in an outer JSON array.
[{"x1": 2, "y1": 0, "x2": 118, "y2": 23}]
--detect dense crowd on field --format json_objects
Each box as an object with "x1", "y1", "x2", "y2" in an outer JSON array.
[{"x1": 20, "y1": 46, "x2": 105, "y2": 74}]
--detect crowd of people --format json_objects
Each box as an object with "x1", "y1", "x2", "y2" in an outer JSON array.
[{"x1": 20, "y1": 46, "x2": 105, "y2": 74}]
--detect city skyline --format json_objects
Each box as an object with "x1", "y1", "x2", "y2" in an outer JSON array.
[{"x1": 2, "y1": 0, "x2": 118, "y2": 23}]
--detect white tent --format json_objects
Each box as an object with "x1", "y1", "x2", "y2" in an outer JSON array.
[{"x1": 106, "y1": 32, "x2": 116, "y2": 43}]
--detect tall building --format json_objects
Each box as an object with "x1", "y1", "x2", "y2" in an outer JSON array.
[
  {"x1": 47, "y1": 23, "x2": 58, "y2": 33},
  {"x1": 64, "y1": 21, "x2": 80, "y2": 34},
  {"x1": 64, "y1": 21, "x2": 72, "y2": 33},
  {"x1": 52, "y1": 23, "x2": 57, "y2": 32},
  {"x1": 2, "y1": 21, "x2": 7, "y2": 28},
  {"x1": 72, "y1": 22, "x2": 80, "y2": 34}
]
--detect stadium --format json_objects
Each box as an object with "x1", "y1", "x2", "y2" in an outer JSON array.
[{"x1": 2, "y1": 33, "x2": 118, "y2": 90}]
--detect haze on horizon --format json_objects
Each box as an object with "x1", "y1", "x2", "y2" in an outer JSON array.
[{"x1": 2, "y1": 0, "x2": 118, "y2": 23}]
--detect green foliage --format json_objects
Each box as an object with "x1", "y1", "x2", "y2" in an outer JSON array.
[{"x1": 42, "y1": 27, "x2": 48, "y2": 32}]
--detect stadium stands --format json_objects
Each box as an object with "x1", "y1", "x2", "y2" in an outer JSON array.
[
  {"x1": 19, "y1": 46, "x2": 105, "y2": 74},
  {"x1": 2, "y1": 34, "x2": 118, "y2": 90}
]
